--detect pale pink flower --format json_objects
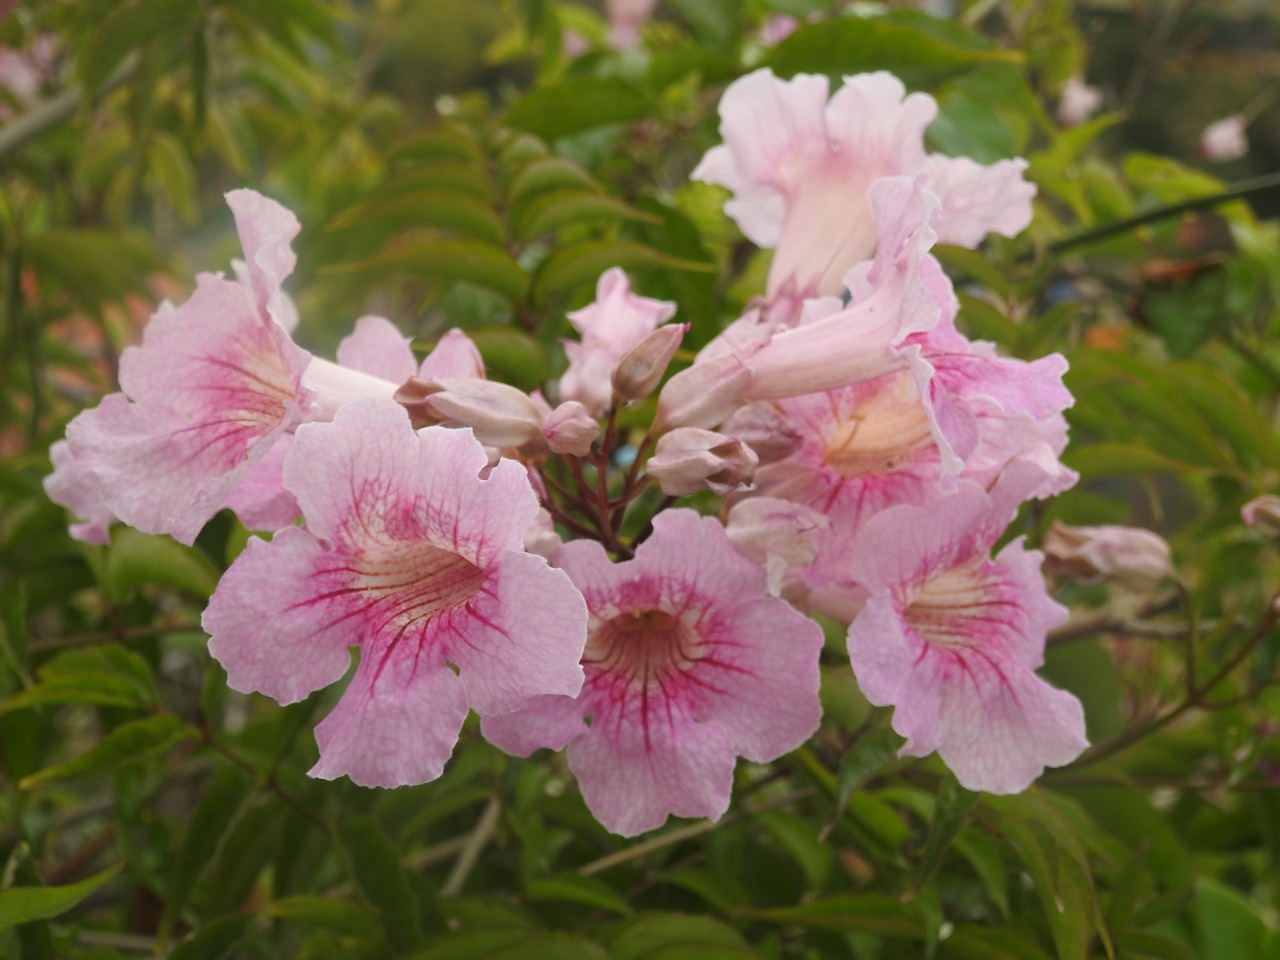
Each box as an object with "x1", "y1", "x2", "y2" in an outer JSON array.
[
  {"x1": 483, "y1": 509, "x2": 823, "y2": 836},
  {"x1": 45, "y1": 441, "x2": 113, "y2": 545},
  {"x1": 606, "y1": 0, "x2": 659, "y2": 50},
  {"x1": 1056, "y1": 75, "x2": 1102, "y2": 127},
  {"x1": 1042, "y1": 522, "x2": 1172, "y2": 589},
  {"x1": 203, "y1": 400, "x2": 587, "y2": 788},
  {"x1": 655, "y1": 177, "x2": 954, "y2": 429},
  {"x1": 693, "y1": 69, "x2": 1034, "y2": 300},
  {"x1": 725, "y1": 497, "x2": 828, "y2": 597},
  {"x1": 1242, "y1": 495, "x2": 1280, "y2": 536},
  {"x1": 543, "y1": 401, "x2": 600, "y2": 457},
  {"x1": 846, "y1": 482, "x2": 1088, "y2": 793},
  {"x1": 49, "y1": 273, "x2": 314, "y2": 545},
  {"x1": 227, "y1": 189, "x2": 301, "y2": 332},
  {"x1": 1199, "y1": 114, "x2": 1248, "y2": 162},
  {"x1": 647, "y1": 428, "x2": 757, "y2": 496},
  {"x1": 561, "y1": 268, "x2": 677, "y2": 416}
]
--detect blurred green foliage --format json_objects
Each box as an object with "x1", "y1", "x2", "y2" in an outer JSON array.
[{"x1": 3, "y1": 0, "x2": 1280, "y2": 958}]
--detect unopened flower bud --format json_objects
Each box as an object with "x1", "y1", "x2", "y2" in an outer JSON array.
[
  {"x1": 394, "y1": 376, "x2": 447, "y2": 429},
  {"x1": 612, "y1": 323, "x2": 688, "y2": 403},
  {"x1": 1043, "y1": 521, "x2": 1173, "y2": 589},
  {"x1": 719, "y1": 401, "x2": 801, "y2": 463},
  {"x1": 544, "y1": 401, "x2": 601, "y2": 457},
  {"x1": 1242, "y1": 495, "x2": 1280, "y2": 537},
  {"x1": 416, "y1": 377, "x2": 545, "y2": 448},
  {"x1": 647, "y1": 428, "x2": 758, "y2": 496}
]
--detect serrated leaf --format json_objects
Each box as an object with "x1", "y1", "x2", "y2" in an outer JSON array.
[
  {"x1": 104, "y1": 527, "x2": 220, "y2": 601},
  {"x1": 331, "y1": 240, "x2": 529, "y2": 302},
  {"x1": 532, "y1": 241, "x2": 713, "y2": 303},
  {"x1": 505, "y1": 77, "x2": 651, "y2": 141},
  {"x1": 20, "y1": 713, "x2": 191, "y2": 789},
  {"x1": 0, "y1": 864, "x2": 122, "y2": 931},
  {"x1": 525, "y1": 875, "x2": 633, "y2": 916},
  {"x1": 340, "y1": 815, "x2": 422, "y2": 953},
  {"x1": 512, "y1": 190, "x2": 659, "y2": 241},
  {"x1": 767, "y1": 15, "x2": 1018, "y2": 89},
  {"x1": 329, "y1": 190, "x2": 506, "y2": 245}
]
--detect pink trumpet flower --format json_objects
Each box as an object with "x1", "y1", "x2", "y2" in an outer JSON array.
[
  {"x1": 483, "y1": 509, "x2": 823, "y2": 836},
  {"x1": 203, "y1": 400, "x2": 587, "y2": 788}
]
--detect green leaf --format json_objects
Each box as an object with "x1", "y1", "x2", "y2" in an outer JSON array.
[
  {"x1": 909, "y1": 775, "x2": 979, "y2": 896},
  {"x1": 512, "y1": 190, "x2": 659, "y2": 242},
  {"x1": 0, "y1": 645, "x2": 157, "y2": 714},
  {"x1": 264, "y1": 895, "x2": 384, "y2": 941},
  {"x1": 1196, "y1": 878, "x2": 1268, "y2": 960},
  {"x1": 78, "y1": 0, "x2": 196, "y2": 92},
  {"x1": 505, "y1": 156, "x2": 599, "y2": 200},
  {"x1": 532, "y1": 241, "x2": 713, "y2": 303},
  {"x1": 739, "y1": 895, "x2": 926, "y2": 938},
  {"x1": 104, "y1": 527, "x2": 220, "y2": 601},
  {"x1": 819, "y1": 727, "x2": 901, "y2": 841},
  {"x1": 1064, "y1": 442, "x2": 1204, "y2": 479},
  {"x1": 148, "y1": 133, "x2": 199, "y2": 224},
  {"x1": 329, "y1": 190, "x2": 507, "y2": 246},
  {"x1": 610, "y1": 913, "x2": 757, "y2": 960},
  {"x1": 168, "y1": 914, "x2": 256, "y2": 960},
  {"x1": 412, "y1": 931, "x2": 609, "y2": 960},
  {"x1": 1111, "y1": 931, "x2": 1193, "y2": 960},
  {"x1": 0, "y1": 864, "x2": 122, "y2": 931},
  {"x1": 505, "y1": 77, "x2": 652, "y2": 141},
  {"x1": 339, "y1": 815, "x2": 422, "y2": 953},
  {"x1": 164, "y1": 765, "x2": 256, "y2": 934},
  {"x1": 392, "y1": 128, "x2": 485, "y2": 165},
  {"x1": 668, "y1": 0, "x2": 742, "y2": 50},
  {"x1": 20, "y1": 713, "x2": 192, "y2": 789},
  {"x1": 767, "y1": 15, "x2": 1019, "y2": 89},
  {"x1": 331, "y1": 240, "x2": 530, "y2": 302},
  {"x1": 943, "y1": 925, "x2": 1054, "y2": 960},
  {"x1": 467, "y1": 328, "x2": 548, "y2": 393},
  {"x1": 524, "y1": 875, "x2": 633, "y2": 917}
]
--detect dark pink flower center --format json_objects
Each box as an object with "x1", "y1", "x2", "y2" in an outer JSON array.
[
  {"x1": 353, "y1": 541, "x2": 486, "y2": 632},
  {"x1": 585, "y1": 608, "x2": 703, "y2": 690},
  {"x1": 904, "y1": 563, "x2": 1017, "y2": 652}
]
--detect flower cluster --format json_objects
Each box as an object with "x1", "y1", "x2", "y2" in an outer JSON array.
[{"x1": 47, "y1": 69, "x2": 1089, "y2": 835}]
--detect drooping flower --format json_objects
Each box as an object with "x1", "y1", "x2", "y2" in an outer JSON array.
[
  {"x1": 845, "y1": 480, "x2": 1088, "y2": 793},
  {"x1": 1042, "y1": 522, "x2": 1173, "y2": 589},
  {"x1": 203, "y1": 399, "x2": 587, "y2": 788},
  {"x1": 483, "y1": 509, "x2": 823, "y2": 836},
  {"x1": 693, "y1": 69, "x2": 1035, "y2": 301}
]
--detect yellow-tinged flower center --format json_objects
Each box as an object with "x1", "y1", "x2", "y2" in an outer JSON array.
[{"x1": 823, "y1": 371, "x2": 933, "y2": 477}]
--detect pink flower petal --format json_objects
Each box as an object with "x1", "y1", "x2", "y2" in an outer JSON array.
[
  {"x1": 336, "y1": 315, "x2": 417, "y2": 383},
  {"x1": 226, "y1": 188, "x2": 300, "y2": 332}
]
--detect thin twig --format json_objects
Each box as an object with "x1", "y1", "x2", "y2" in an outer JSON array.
[
  {"x1": 440, "y1": 795, "x2": 502, "y2": 897},
  {"x1": 0, "y1": 53, "x2": 140, "y2": 160}
]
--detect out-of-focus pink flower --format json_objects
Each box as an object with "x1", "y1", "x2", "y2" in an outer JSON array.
[
  {"x1": 1199, "y1": 114, "x2": 1248, "y2": 162},
  {"x1": 483, "y1": 509, "x2": 823, "y2": 836},
  {"x1": 846, "y1": 482, "x2": 1087, "y2": 793},
  {"x1": 1042, "y1": 521, "x2": 1173, "y2": 589},
  {"x1": 1056, "y1": 75, "x2": 1103, "y2": 127},
  {"x1": 1242, "y1": 495, "x2": 1280, "y2": 536},
  {"x1": 693, "y1": 69, "x2": 1035, "y2": 301},
  {"x1": 757, "y1": 14, "x2": 800, "y2": 47},
  {"x1": 561, "y1": 268, "x2": 677, "y2": 416},
  {"x1": 606, "y1": 0, "x2": 659, "y2": 50},
  {"x1": 203, "y1": 400, "x2": 587, "y2": 788},
  {"x1": 45, "y1": 441, "x2": 113, "y2": 545}
]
